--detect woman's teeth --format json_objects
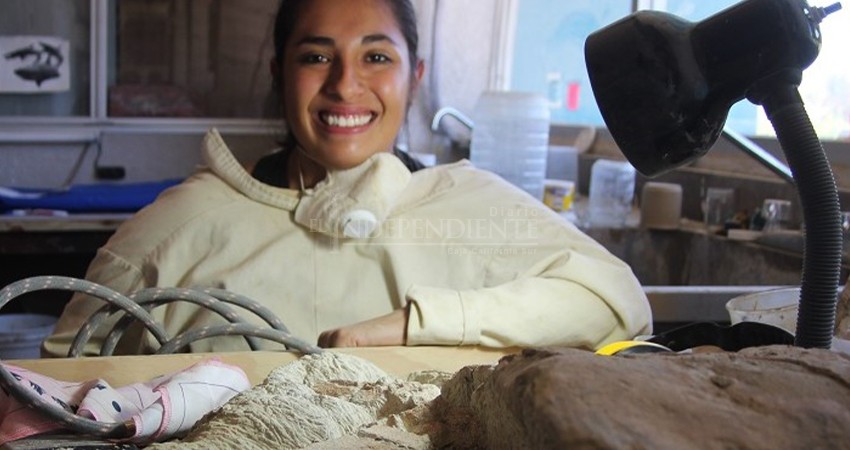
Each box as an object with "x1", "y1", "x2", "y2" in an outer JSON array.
[{"x1": 322, "y1": 113, "x2": 372, "y2": 128}]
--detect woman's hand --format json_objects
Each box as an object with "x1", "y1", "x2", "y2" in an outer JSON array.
[{"x1": 318, "y1": 306, "x2": 409, "y2": 348}]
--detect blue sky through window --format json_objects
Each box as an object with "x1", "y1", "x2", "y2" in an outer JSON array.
[{"x1": 511, "y1": 0, "x2": 850, "y2": 141}]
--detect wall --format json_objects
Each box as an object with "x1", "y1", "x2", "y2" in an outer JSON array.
[{"x1": 406, "y1": 0, "x2": 505, "y2": 162}]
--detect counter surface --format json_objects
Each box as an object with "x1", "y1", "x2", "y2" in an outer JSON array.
[
  {"x1": 5, "y1": 346, "x2": 517, "y2": 386},
  {"x1": 0, "y1": 214, "x2": 124, "y2": 255}
]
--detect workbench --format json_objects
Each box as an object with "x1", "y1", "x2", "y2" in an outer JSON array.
[{"x1": 5, "y1": 346, "x2": 516, "y2": 386}]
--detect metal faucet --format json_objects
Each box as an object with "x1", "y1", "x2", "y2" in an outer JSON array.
[{"x1": 431, "y1": 107, "x2": 474, "y2": 132}]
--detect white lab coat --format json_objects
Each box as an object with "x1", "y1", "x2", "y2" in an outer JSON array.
[{"x1": 43, "y1": 129, "x2": 651, "y2": 356}]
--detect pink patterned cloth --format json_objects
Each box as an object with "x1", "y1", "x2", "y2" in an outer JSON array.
[{"x1": 0, "y1": 359, "x2": 250, "y2": 445}]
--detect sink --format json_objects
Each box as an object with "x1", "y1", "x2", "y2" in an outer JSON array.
[
  {"x1": 561, "y1": 158, "x2": 850, "y2": 334},
  {"x1": 579, "y1": 221, "x2": 816, "y2": 332},
  {"x1": 581, "y1": 220, "x2": 812, "y2": 286},
  {"x1": 645, "y1": 285, "x2": 791, "y2": 329}
]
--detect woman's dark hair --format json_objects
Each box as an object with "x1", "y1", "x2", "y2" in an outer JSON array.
[{"x1": 272, "y1": 0, "x2": 420, "y2": 83}]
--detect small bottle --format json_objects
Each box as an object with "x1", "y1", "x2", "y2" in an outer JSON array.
[
  {"x1": 587, "y1": 159, "x2": 636, "y2": 228},
  {"x1": 761, "y1": 198, "x2": 792, "y2": 232},
  {"x1": 470, "y1": 91, "x2": 550, "y2": 200}
]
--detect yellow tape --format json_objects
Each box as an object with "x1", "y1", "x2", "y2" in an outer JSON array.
[{"x1": 595, "y1": 340, "x2": 672, "y2": 356}]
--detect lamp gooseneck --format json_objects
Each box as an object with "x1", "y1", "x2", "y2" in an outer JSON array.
[{"x1": 748, "y1": 73, "x2": 842, "y2": 348}]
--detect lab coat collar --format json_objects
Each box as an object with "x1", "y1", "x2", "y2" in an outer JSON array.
[
  {"x1": 202, "y1": 128, "x2": 300, "y2": 211},
  {"x1": 201, "y1": 128, "x2": 465, "y2": 214}
]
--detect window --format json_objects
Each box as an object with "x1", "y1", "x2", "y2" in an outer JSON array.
[
  {"x1": 510, "y1": 0, "x2": 631, "y2": 127},
  {"x1": 0, "y1": 0, "x2": 277, "y2": 125},
  {"x1": 108, "y1": 0, "x2": 277, "y2": 118},
  {"x1": 510, "y1": 0, "x2": 850, "y2": 142}
]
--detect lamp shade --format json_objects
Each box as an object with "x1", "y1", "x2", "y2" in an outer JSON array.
[{"x1": 584, "y1": 0, "x2": 822, "y2": 177}]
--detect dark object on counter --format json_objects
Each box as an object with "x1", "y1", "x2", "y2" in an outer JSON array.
[
  {"x1": 94, "y1": 166, "x2": 126, "y2": 181},
  {"x1": 585, "y1": 0, "x2": 844, "y2": 349},
  {"x1": 647, "y1": 321, "x2": 795, "y2": 352}
]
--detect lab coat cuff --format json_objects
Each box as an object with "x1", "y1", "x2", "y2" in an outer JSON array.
[{"x1": 405, "y1": 285, "x2": 481, "y2": 346}]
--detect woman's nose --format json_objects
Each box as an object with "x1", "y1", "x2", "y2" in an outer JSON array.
[{"x1": 324, "y1": 60, "x2": 365, "y2": 99}]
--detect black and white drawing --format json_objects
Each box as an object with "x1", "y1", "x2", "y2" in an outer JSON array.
[{"x1": 0, "y1": 36, "x2": 70, "y2": 93}]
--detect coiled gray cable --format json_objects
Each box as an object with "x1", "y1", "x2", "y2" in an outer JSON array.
[
  {"x1": 0, "y1": 275, "x2": 321, "y2": 440},
  {"x1": 75, "y1": 287, "x2": 310, "y2": 357}
]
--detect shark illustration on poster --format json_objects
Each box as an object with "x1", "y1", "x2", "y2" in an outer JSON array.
[{"x1": 0, "y1": 36, "x2": 70, "y2": 93}]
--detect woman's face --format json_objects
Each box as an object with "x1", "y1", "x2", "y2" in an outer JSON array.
[{"x1": 280, "y1": 0, "x2": 423, "y2": 170}]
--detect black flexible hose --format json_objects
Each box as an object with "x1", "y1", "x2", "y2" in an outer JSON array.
[{"x1": 755, "y1": 81, "x2": 842, "y2": 349}]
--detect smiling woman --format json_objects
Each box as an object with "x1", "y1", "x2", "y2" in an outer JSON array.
[
  {"x1": 272, "y1": 0, "x2": 424, "y2": 182},
  {"x1": 42, "y1": 0, "x2": 652, "y2": 358}
]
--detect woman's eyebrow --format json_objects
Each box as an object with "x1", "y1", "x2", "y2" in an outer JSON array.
[
  {"x1": 294, "y1": 33, "x2": 398, "y2": 47},
  {"x1": 362, "y1": 33, "x2": 397, "y2": 46},
  {"x1": 295, "y1": 35, "x2": 335, "y2": 47}
]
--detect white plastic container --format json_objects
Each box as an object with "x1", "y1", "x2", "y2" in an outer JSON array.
[
  {"x1": 470, "y1": 91, "x2": 550, "y2": 200},
  {"x1": 546, "y1": 145, "x2": 579, "y2": 182},
  {"x1": 726, "y1": 287, "x2": 799, "y2": 334},
  {"x1": 726, "y1": 287, "x2": 850, "y2": 354},
  {"x1": 587, "y1": 159, "x2": 636, "y2": 228}
]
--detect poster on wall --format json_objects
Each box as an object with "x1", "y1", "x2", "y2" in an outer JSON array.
[{"x1": 0, "y1": 36, "x2": 70, "y2": 93}]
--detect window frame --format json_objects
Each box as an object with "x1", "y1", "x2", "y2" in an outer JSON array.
[{"x1": 0, "y1": 0, "x2": 277, "y2": 144}]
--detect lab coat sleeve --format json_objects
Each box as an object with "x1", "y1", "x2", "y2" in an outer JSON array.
[
  {"x1": 405, "y1": 248, "x2": 652, "y2": 350},
  {"x1": 41, "y1": 248, "x2": 147, "y2": 358}
]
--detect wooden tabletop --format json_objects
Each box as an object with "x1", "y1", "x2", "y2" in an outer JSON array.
[{"x1": 5, "y1": 346, "x2": 517, "y2": 386}]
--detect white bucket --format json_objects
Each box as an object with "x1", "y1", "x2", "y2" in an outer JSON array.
[
  {"x1": 726, "y1": 287, "x2": 799, "y2": 333},
  {"x1": 0, "y1": 313, "x2": 58, "y2": 359},
  {"x1": 725, "y1": 287, "x2": 850, "y2": 355}
]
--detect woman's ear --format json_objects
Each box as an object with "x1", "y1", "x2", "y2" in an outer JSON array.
[{"x1": 410, "y1": 59, "x2": 425, "y2": 94}]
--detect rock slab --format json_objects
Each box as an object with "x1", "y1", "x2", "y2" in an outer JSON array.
[{"x1": 431, "y1": 346, "x2": 850, "y2": 449}]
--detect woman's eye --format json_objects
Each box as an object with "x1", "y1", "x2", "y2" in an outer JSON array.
[
  {"x1": 299, "y1": 53, "x2": 330, "y2": 64},
  {"x1": 366, "y1": 53, "x2": 392, "y2": 64}
]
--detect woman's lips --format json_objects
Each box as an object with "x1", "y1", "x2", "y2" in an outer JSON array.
[{"x1": 319, "y1": 111, "x2": 376, "y2": 129}]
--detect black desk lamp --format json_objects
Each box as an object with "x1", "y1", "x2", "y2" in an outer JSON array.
[{"x1": 585, "y1": 0, "x2": 843, "y2": 348}]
